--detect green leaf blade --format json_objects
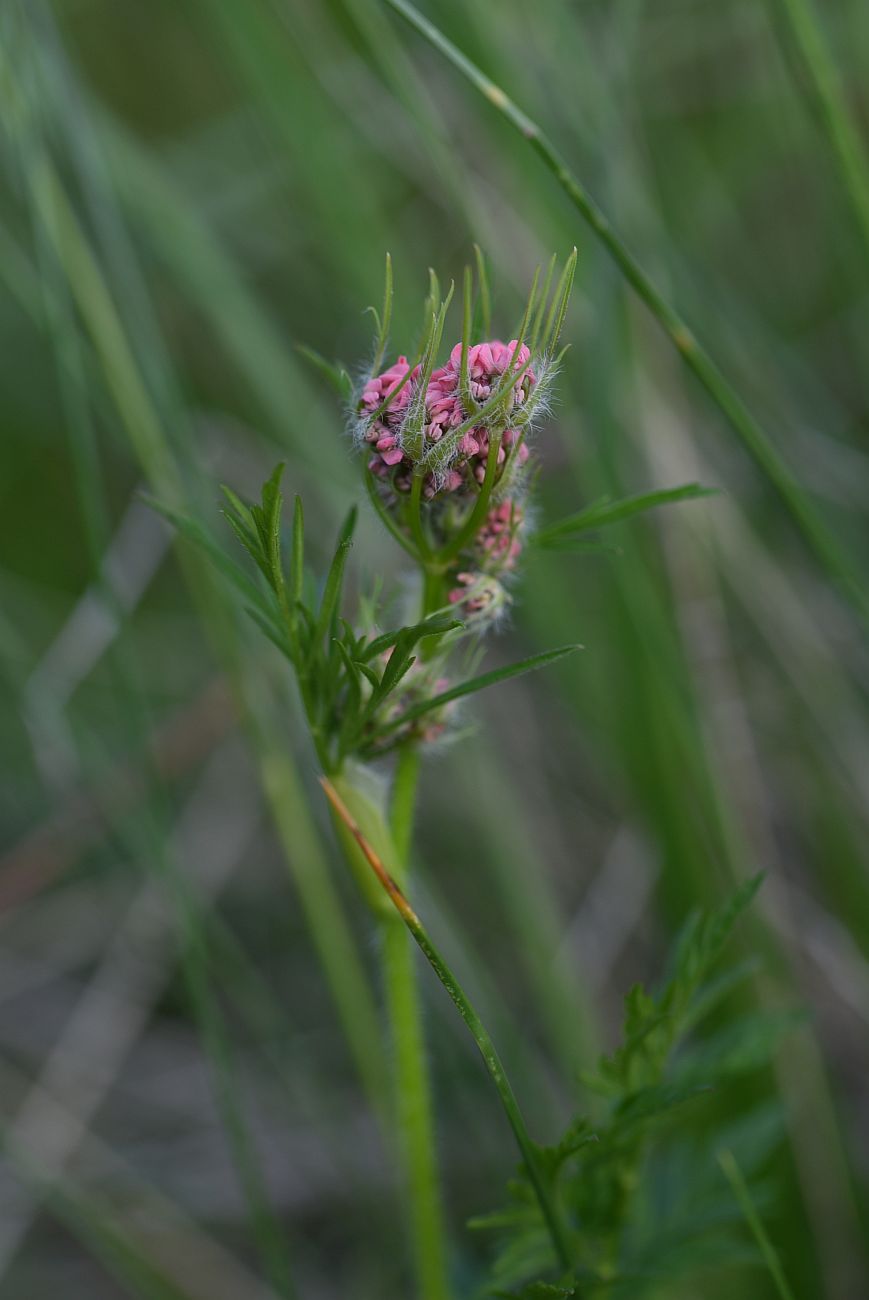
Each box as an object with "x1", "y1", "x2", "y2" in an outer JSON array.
[
  {"x1": 373, "y1": 643, "x2": 582, "y2": 739},
  {"x1": 534, "y1": 483, "x2": 718, "y2": 549}
]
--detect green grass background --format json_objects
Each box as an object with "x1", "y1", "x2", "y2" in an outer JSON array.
[{"x1": 1, "y1": 0, "x2": 868, "y2": 1296}]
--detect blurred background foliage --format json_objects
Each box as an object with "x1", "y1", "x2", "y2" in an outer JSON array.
[{"x1": 1, "y1": 0, "x2": 868, "y2": 1296}]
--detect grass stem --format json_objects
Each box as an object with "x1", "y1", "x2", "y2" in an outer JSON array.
[
  {"x1": 773, "y1": 0, "x2": 869, "y2": 259},
  {"x1": 719, "y1": 1149, "x2": 796, "y2": 1300},
  {"x1": 383, "y1": 0, "x2": 869, "y2": 635}
]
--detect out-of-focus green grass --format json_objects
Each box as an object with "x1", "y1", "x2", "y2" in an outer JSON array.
[{"x1": 1, "y1": 0, "x2": 868, "y2": 1296}]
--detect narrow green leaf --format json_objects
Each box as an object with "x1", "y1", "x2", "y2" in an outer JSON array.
[
  {"x1": 296, "y1": 343, "x2": 353, "y2": 398},
  {"x1": 370, "y1": 251, "x2": 393, "y2": 373},
  {"x1": 510, "y1": 264, "x2": 540, "y2": 371},
  {"x1": 535, "y1": 483, "x2": 718, "y2": 546},
  {"x1": 459, "y1": 263, "x2": 476, "y2": 414},
  {"x1": 339, "y1": 618, "x2": 364, "y2": 660},
  {"x1": 718, "y1": 1149, "x2": 796, "y2": 1300},
  {"x1": 674, "y1": 1011, "x2": 804, "y2": 1085},
  {"x1": 364, "y1": 467, "x2": 420, "y2": 559},
  {"x1": 541, "y1": 248, "x2": 577, "y2": 354},
  {"x1": 403, "y1": 282, "x2": 455, "y2": 459},
  {"x1": 529, "y1": 253, "x2": 557, "y2": 353},
  {"x1": 425, "y1": 266, "x2": 440, "y2": 321},
  {"x1": 220, "y1": 483, "x2": 254, "y2": 523},
  {"x1": 472, "y1": 243, "x2": 492, "y2": 337},
  {"x1": 314, "y1": 532, "x2": 353, "y2": 649},
  {"x1": 531, "y1": 537, "x2": 619, "y2": 558},
  {"x1": 361, "y1": 615, "x2": 463, "y2": 662},
  {"x1": 614, "y1": 1081, "x2": 713, "y2": 1125},
  {"x1": 291, "y1": 494, "x2": 305, "y2": 601},
  {"x1": 672, "y1": 872, "x2": 765, "y2": 991},
  {"x1": 146, "y1": 496, "x2": 270, "y2": 612},
  {"x1": 374, "y1": 627, "x2": 417, "y2": 701},
  {"x1": 245, "y1": 605, "x2": 292, "y2": 661},
  {"x1": 354, "y1": 660, "x2": 382, "y2": 691},
  {"x1": 375, "y1": 644, "x2": 581, "y2": 737},
  {"x1": 684, "y1": 958, "x2": 761, "y2": 1030},
  {"x1": 338, "y1": 503, "x2": 359, "y2": 547},
  {"x1": 381, "y1": 650, "x2": 417, "y2": 701},
  {"x1": 222, "y1": 506, "x2": 270, "y2": 580},
  {"x1": 260, "y1": 462, "x2": 286, "y2": 590},
  {"x1": 334, "y1": 640, "x2": 364, "y2": 753}
]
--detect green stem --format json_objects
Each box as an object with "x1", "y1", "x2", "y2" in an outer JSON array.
[
  {"x1": 437, "y1": 433, "x2": 501, "y2": 564},
  {"x1": 422, "y1": 566, "x2": 445, "y2": 620},
  {"x1": 383, "y1": 744, "x2": 451, "y2": 1300},
  {"x1": 384, "y1": 0, "x2": 869, "y2": 636},
  {"x1": 391, "y1": 744, "x2": 421, "y2": 862},
  {"x1": 365, "y1": 468, "x2": 419, "y2": 560},
  {"x1": 410, "y1": 934, "x2": 572, "y2": 1274},
  {"x1": 258, "y1": 748, "x2": 388, "y2": 1115},
  {"x1": 322, "y1": 777, "x2": 573, "y2": 1276},
  {"x1": 408, "y1": 469, "x2": 431, "y2": 558}
]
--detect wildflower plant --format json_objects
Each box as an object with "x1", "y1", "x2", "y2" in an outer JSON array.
[
  {"x1": 163, "y1": 255, "x2": 591, "y2": 793},
  {"x1": 155, "y1": 253, "x2": 791, "y2": 1299}
]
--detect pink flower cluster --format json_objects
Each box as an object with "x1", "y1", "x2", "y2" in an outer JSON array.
[
  {"x1": 476, "y1": 499, "x2": 523, "y2": 570},
  {"x1": 446, "y1": 500, "x2": 524, "y2": 615},
  {"x1": 360, "y1": 341, "x2": 534, "y2": 494},
  {"x1": 447, "y1": 571, "x2": 506, "y2": 617}
]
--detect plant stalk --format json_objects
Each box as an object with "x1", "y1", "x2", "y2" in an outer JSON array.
[
  {"x1": 774, "y1": 0, "x2": 869, "y2": 261},
  {"x1": 381, "y1": 743, "x2": 451, "y2": 1300},
  {"x1": 322, "y1": 776, "x2": 574, "y2": 1277}
]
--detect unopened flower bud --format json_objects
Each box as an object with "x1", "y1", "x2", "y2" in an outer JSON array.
[{"x1": 447, "y1": 572, "x2": 510, "y2": 625}]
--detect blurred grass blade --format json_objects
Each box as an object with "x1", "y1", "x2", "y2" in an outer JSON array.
[
  {"x1": 718, "y1": 1148, "x2": 796, "y2": 1300},
  {"x1": 15, "y1": 136, "x2": 388, "y2": 1133},
  {"x1": 40, "y1": 1184, "x2": 199, "y2": 1300},
  {"x1": 296, "y1": 344, "x2": 353, "y2": 399},
  {"x1": 383, "y1": 0, "x2": 869, "y2": 635},
  {"x1": 146, "y1": 497, "x2": 271, "y2": 612},
  {"x1": 773, "y1": 0, "x2": 869, "y2": 258}
]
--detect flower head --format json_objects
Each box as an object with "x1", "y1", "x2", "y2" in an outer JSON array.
[
  {"x1": 353, "y1": 252, "x2": 575, "y2": 635},
  {"x1": 359, "y1": 339, "x2": 537, "y2": 497},
  {"x1": 447, "y1": 571, "x2": 510, "y2": 626}
]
